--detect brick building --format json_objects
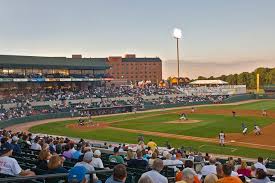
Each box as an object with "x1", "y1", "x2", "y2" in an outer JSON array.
[{"x1": 107, "y1": 54, "x2": 162, "y2": 84}]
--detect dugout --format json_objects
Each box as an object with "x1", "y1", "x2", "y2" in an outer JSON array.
[{"x1": 79, "y1": 105, "x2": 134, "y2": 116}]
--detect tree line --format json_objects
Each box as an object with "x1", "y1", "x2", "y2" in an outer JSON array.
[{"x1": 195, "y1": 67, "x2": 275, "y2": 89}]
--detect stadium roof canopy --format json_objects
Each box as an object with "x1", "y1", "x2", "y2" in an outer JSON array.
[
  {"x1": 189, "y1": 80, "x2": 228, "y2": 85},
  {"x1": 122, "y1": 57, "x2": 161, "y2": 62},
  {"x1": 0, "y1": 55, "x2": 109, "y2": 70}
]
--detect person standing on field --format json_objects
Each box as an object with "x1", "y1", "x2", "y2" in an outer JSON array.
[{"x1": 219, "y1": 131, "x2": 225, "y2": 146}]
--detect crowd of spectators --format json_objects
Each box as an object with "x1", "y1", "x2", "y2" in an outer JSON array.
[
  {"x1": 0, "y1": 129, "x2": 274, "y2": 183},
  {"x1": 0, "y1": 85, "x2": 178, "y2": 104}
]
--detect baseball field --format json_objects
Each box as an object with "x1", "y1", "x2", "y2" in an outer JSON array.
[{"x1": 26, "y1": 100, "x2": 275, "y2": 159}]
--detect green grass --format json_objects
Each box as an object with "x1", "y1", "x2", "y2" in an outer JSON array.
[
  {"x1": 111, "y1": 113, "x2": 274, "y2": 137},
  {"x1": 29, "y1": 100, "x2": 275, "y2": 159},
  {"x1": 199, "y1": 100, "x2": 275, "y2": 110}
]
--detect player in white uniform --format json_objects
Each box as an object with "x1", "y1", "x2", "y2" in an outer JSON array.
[
  {"x1": 242, "y1": 122, "x2": 248, "y2": 135},
  {"x1": 219, "y1": 131, "x2": 225, "y2": 146},
  {"x1": 179, "y1": 113, "x2": 188, "y2": 120},
  {"x1": 254, "y1": 125, "x2": 261, "y2": 135}
]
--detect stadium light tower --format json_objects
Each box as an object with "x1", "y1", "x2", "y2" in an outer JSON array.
[{"x1": 173, "y1": 28, "x2": 182, "y2": 85}]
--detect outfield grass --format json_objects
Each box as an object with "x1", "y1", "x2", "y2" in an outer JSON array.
[
  {"x1": 200, "y1": 100, "x2": 275, "y2": 110},
  {"x1": 29, "y1": 100, "x2": 275, "y2": 159}
]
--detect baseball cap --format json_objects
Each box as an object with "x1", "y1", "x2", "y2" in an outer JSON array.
[
  {"x1": 0, "y1": 142, "x2": 13, "y2": 155},
  {"x1": 94, "y1": 150, "x2": 101, "y2": 156},
  {"x1": 12, "y1": 136, "x2": 19, "y2": 142},
  {"x1": 113, "y1": 147, "x2": 119, "y2": 153},
  {"x1": 68, "y1": 166, "x2": 87, "y2": 183},
  {"x1": 83, "y1": 151, "x2": 93, "y2": 162}
]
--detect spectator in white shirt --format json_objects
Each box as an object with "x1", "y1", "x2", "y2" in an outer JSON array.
[
  {"x1": 74, "y1": 151, "x2": 99, "y2": 182},
  {"x1": 0, "y1": 142, "x2": 35, "y2": 176},
  {"x1": 141, "y1": 159, "x2": 168, "y2": 183},
  {"x1": 68, "y1": 143, "x2": 77, "y2": 155},
  {"x1": 254, "y1": 157, "x2": 267, "y2": 172},
  {"x1": 30, "y1": 138, "x2": 42, "y2": 151},
  {"x1": 201, "y1": 157, "x2": 217, "y2": 176},
  {"x1": 91, "y1": 150, "x2": 104, "y2": 169}
]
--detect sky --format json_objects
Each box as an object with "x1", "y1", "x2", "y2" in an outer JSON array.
[{"x1": 1, "y1": 0, "x2": 275, "y2": 78}]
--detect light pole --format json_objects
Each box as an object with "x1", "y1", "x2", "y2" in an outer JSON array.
[{"x1": 173, "y1": 28, "x2": 182, "y2": 85}]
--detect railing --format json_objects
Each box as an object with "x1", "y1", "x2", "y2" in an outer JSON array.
[{"x1": 0, "y1": 169, "x2": 113, "y2": 183}]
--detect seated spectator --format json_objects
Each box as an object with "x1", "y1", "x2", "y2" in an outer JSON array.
[
  {"x1": 10, "y1": 136, "x2": 21, "y2": 154},
  {"x1": 228, "y1": 160, "x2": 238, "y2": 176},
  {"x1": 141, "y1": 159, "x2": 168, "y2": 183},
  {"x1": 250, "y1": 165, "x2": 257, "y2": 177},
  {"x1": 176, "y1": 168, "x2": 196, "y2": 183},
  {"x1": 47, "y1": 154, "x2": 68, "y2": 173},
  {"x1": 204, "y1": 174, "x2": 218, "y2": 183},
  {"x1": 148, "y1": 152, "x2": 157, "y2": 168},
  {"x1": 163, "y1": 152, "x2": 183, "y2": 171},
  {"x1": 30, "y1": 137, "x2": 42, "y2": 151},
  {"x1": 204, "y1": 153, "x2": 210, "y2": 161},
  {"x1": 237, "y1": 161, "x2": 251, "y2": 177},
  {"x1": 250, "y1": 168, "x2": 270, "y2": 183},
  {"x1": 63, "y1": 144, "x2": 73, "y2": 159},
  {"x1": 68, "y1": 166, "x2": 88, "y2": 183},
  {"x1": 19, "y1": 134, "x2": 31, "y2": 149},
  {"x1": 74, "y1": 151, "x2": 99, "y2": 183},
  {"x1": 201, "y1": 157, "x2": 217, "y2": 176},
  {"x1": 138, "y1": 175, "x2": 154, "y2": 183},
  {"x1": 37, "y1": 149, "x2": 52, "y2": 170},
  {"x1": 109, "y1": 147, "x2": 124, "y2": 164},
  {"x1": 69, "y1": 142, "x2": 77, "y2": 155},
  {"x1": 216, "y1": 163, "x2": 223, "y2": 179},
  {"x1": 92, "y1": 150, "x2": 104, "y2": 169},
  {"x1": 194, "y1": 152, "x2": 204, "y2": 162},
  {"x1": 188, "y1": 153, "x2": 195, "y2": 161},
  {"x1": 254, "y1": 157, "x2": 267, "y2": 172},
  {"x1": 217, "y1": 164, "x2": 242, "y2": 183},
  {"x1": 72, "y1": 143, "x2": 83, "y2": 160},
  {"x1": 125, "y1": 149, "x2": 135, "y2": 162},
  {"x1": 176, "y1": 160, "x2": 200, "y2": 183},
  {"x1": 105, "y1": 164, "x2": 127, "y2": 183},
  {"x1": 127, "y1": 150, "x2": 148, "y2": 169},
  {"x1": 48, "y1": 139, "x2": 56, "y2": 153},
  {"x1": 0, "y1": 142, "x2": 35, "y2": 176}
]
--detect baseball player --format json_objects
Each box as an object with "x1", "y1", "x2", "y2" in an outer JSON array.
[
  {"x1": 232, "y1": 111, "x2": 236, "y2": 117},
  {"x1": 254, "y1": 124, "x2": 261, "y2": 135},
  {"x1": 262, "y1": 110, "x2": 267, "y2": 117},
  {"x1": 219, "y1": 131, "x2": 225, "y2": 146},
  {"x1": 179, "y1": 112, "x2": 188, "y2": 120},
  {"x1": 242, "y1": 122, "x2": 248, "y2": 135},
  {"x1": 191, "y1": 107, "x2": 195, "y2": 113}
]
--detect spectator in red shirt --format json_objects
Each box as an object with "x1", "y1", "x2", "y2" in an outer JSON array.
[{"x1": 237, "y1": 161, "x2": 251, "y2": 177}]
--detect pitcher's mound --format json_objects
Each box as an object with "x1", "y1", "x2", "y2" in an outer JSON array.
[{"x1": 164, "y1": 120, "x2": 202, "y2": 124}]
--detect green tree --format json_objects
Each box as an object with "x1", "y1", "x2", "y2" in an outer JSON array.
[{"x1": 265, "y1": 68, "x2": 275, "y2": 85}]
